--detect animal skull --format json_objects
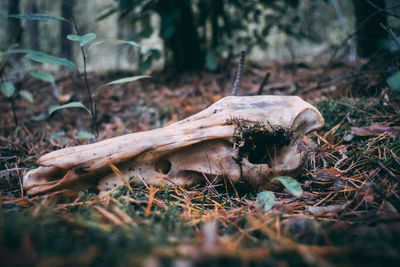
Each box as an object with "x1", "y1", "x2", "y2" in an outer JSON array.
[{"x1": 23, "y1": 96, "x2": 324, "y2": 195}]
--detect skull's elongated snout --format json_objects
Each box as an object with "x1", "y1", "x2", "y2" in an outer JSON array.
[{"x1": 24, "y1": 95, "x2": 324, "y2": 195}]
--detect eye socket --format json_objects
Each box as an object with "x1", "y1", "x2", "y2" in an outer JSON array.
[
  {"x1": 155, "y1": 159, "x2": 171, "y2": 174},
  {"x1": 241, "y1": 128, "x2": 291, "y2": 165}
]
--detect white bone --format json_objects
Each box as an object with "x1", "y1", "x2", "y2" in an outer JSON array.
[{"x1": 23, "y1": 95, "x2": 324, "y2": 195}]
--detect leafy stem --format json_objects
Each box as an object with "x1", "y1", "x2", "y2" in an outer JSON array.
[{"x1": 71, "y1": 15, "x2": 98, "y2": 140}]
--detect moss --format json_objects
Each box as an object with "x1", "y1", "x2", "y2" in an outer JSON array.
[{"x1": 232, "y1": 118, "x2": 292, "y2": 165}]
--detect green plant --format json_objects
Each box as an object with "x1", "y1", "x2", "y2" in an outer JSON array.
[
  {"x1": 256, "y1": 176, "x2": 303, "y2": 212},
  {"x1": 100, "y1": 0, "x2": 336, "y2": 74},
  {"x1": 7, "y1": 13, "x2": 150, "y2": 140},
  {"x1": 0, "y1": 45, "x2": 58, "y2": 126}
]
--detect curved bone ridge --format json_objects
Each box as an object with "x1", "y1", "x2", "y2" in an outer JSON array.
[{"x1": 23, "y1": 95, "x2": 324, "y2": 195}]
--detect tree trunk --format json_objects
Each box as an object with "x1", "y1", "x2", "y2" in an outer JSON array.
[
  {"x1": 60, "y1": 0, "x2": 75, "y2": 60},
  {"x1": 156, "y1": 0, "x2": 204, "y2": 74},
  {"x1": 352, "y1": 0, "x2": 389, "y2": 58},
  {"x1": 27, "y1": 2, "x2": 39, "y2": 51},
  {"x1": 5, "y1": 0, "x2": 23, "y2": 47},
  {"x1": 210, "y1": 1, "x2": 223, "y2": 49}
]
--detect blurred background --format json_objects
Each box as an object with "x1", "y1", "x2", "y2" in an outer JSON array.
[{"x1": 1, "y1": 0, "x2": 399, "y2": 74}]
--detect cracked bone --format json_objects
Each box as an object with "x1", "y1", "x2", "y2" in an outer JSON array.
[{"x1": 23, "y1": 95, "x2": 324, "y2": 195}]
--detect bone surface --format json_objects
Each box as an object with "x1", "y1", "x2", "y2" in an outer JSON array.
[{"x1": 24, "y1": 96, "x2": 324, "y2": 195}]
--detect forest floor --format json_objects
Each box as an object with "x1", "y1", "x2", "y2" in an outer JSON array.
[{"x1": 1, "y1": 59, "x2": 400, "y2": 266}]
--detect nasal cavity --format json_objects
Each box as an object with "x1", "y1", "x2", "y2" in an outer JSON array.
[{"x1": 155, "y1": 159, "x2": 171, "y2": 174}]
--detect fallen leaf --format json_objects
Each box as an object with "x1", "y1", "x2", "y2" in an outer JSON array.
[
  {"x1": 272, "y1": 176, "x2": 303, "y2": 197},
  {"x1": 313, "y1": 168, "x2": 341, "y2": 182},
  {"x1": 351, "y1": 123, "x2": 400, "y2": 137},
  {"x1": 307, "y1": 202, "x2": 350, "y2": 215},
  {"x1": 256, "y1": 191, "x2": 275, "y2": 212}
]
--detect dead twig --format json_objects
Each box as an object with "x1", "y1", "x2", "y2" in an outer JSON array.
[
  {"x1": 232, "y1": 50, "x2": 246, "y2": 96},
  {"x1": 257, "y1": 72, "x2": 271, "y2": 95},
  {"x1": 377, "y1": 161, "x2": 400, "y2": 182},
  {"x1": 380, "y1": 23, "x2": 400, "y2": 49}
]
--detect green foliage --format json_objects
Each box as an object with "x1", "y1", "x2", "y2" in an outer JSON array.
[
  {"x1": 101, "y1": 0, "x2": 308, "y2": 72},
  {"x1": 95, "y1": 75, "x2": 151, "y2": 96},
  {"x1": 19, "y1": 90, "x2": 34, "y2": 103},
  {"x1": 67, "y1": 33, "x2": 97, "y2": 47},
  {"x1": 48, "y1": 102, "x2": 91, "y2": 116},
  {"x1": 272, "y1": 176, "x2": 303, "y2": 197},
  {"x1": 105, "y1": 75, "x2": 151, "y2": 86},
  {"x1": 387, "y1": 72, "x2": 400, "y2": 91},
  {"x1": 205, "y1": 51, "x2": 219, "y2": 71},
  {"x1": 4, "y1": 13, "x2": 149, "y2": 137},
  {"x1": 256, "y1": 176, "x2": 302, "y2": 213},
  {"x1": 50, "y1": 131, "x2": 65, "y2": 139},
  {"x1": 0, "y1": 82, "x2": 15, "y2": 98},
  {"x1": 256, "y1": 191, "x2": 275, "y2": 212},
  {"x1": 75, "y1": 131, "x2": 94, "y2": 139},
  {"x1": 139, "y1": 50, "x2": 159, "y2": 73},
  {"x1": 26, "y1": 52, "x2": 77, "y2": 69},
  {"x1": 29, "y1": 71, "x2": 55, "y2": 84},
  {"x1": 3, "y1": 49, "x2": 35, "y2": 55},
  {"x1": 8, "y1": 13, "x2": 68, "y2": 22},
  {"x1": 89, "y1": 39, "x2": 140, "y2": 50}
]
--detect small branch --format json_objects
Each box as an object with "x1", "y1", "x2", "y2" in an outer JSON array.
[
  {"x1": 0, "y1": 168, "x2": 30, "y2": 176},
  {"x1": 380, "y1": 23, "x2": 400, "y2": 49},
  {"x1": 9, "y1": 77, "x2": 28, "y2": 127},
  {"x1": 366, "y1": 0, "x2": 400, "y2": 19},
  {"x1": 327, "y1": 4, "x2": 400, "y2": 68},
  {"x1": 377, "y1": 161, "x2": 400, "y2": 182},
  {"x1": 10, "y1": 97, "x2": 18, "y2": 126},
  {"x1": 257, "y1": 72, "x2": 270, "y2": 95},
  {"x1": 232, "y1": 50, "x2": 246, "y2": 96}
]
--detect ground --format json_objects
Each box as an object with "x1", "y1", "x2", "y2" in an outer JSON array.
[{"x1": 1, "y1": 59, "x2": 400, "y2": 266}]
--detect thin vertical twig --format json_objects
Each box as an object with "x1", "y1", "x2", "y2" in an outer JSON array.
[
  {"x1": 232, "y1": 50, "x2": 246, "y2": 96},
  {"x1": 257, "y1": 72, "x2": 270, "y2": 95},
  {"x1": 10, "y1": 97, "x2": 18, "y2": 126}
]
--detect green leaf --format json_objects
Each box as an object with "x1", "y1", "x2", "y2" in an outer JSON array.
[
  {"x1": 272, "y1": 176, "x2": 303, "y2": 197},
  {"x1": 19, "y1": 90, "x2": 34, "y2": 103},
  {"x1": 30, "y1": 71, "x2": 55, "y2": 84},
  {"x1": 89, "y1": 39, "x2": 140, "y2": 50},
  {"x1": 0, "y1": 82, "x2": 15, "y2": 98},
  {"x1": 96, "y1": 7, "x2": 117, "y2": 21},
  {"x1": 256, "y1": 191, "x2": 275, "y2": 212},
  {"x1": 76, "y1": 131, "x2": 93, "y2": 139},
  {"x1": 9, "y1": 14, "x2": 68, "y2": 22},
  {"x1": 4, "y1": 49, "x2": 35, "y2": 55},
  {"x1": 94, "y1": 75, "x2": 151, "y2": 96},
  {"x1": 26, "y1": 52, "x2": 77, "y2": 69},
  {"x1": 205, "y1": 51, "x2": 219, "y2": 71},
  {"x1": 48, "y1": 102, "x2": 91, "y2": 116},
  {"x1": 67, "y1": 33, "x2": 97, "y2": 47},
  {"x1": 50, "y1": 131, "x2": 65, "y2": 139},
  {"x1": 387, "y1": 72, "x2": 400, "y2": 91},
  {"x1": 105, "y1": 75, "x2": 151, "y2": 86}
]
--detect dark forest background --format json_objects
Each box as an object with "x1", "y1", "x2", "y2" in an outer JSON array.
[{"x1": 2, "y1": 0, "x2": 400, "y2": 75}]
